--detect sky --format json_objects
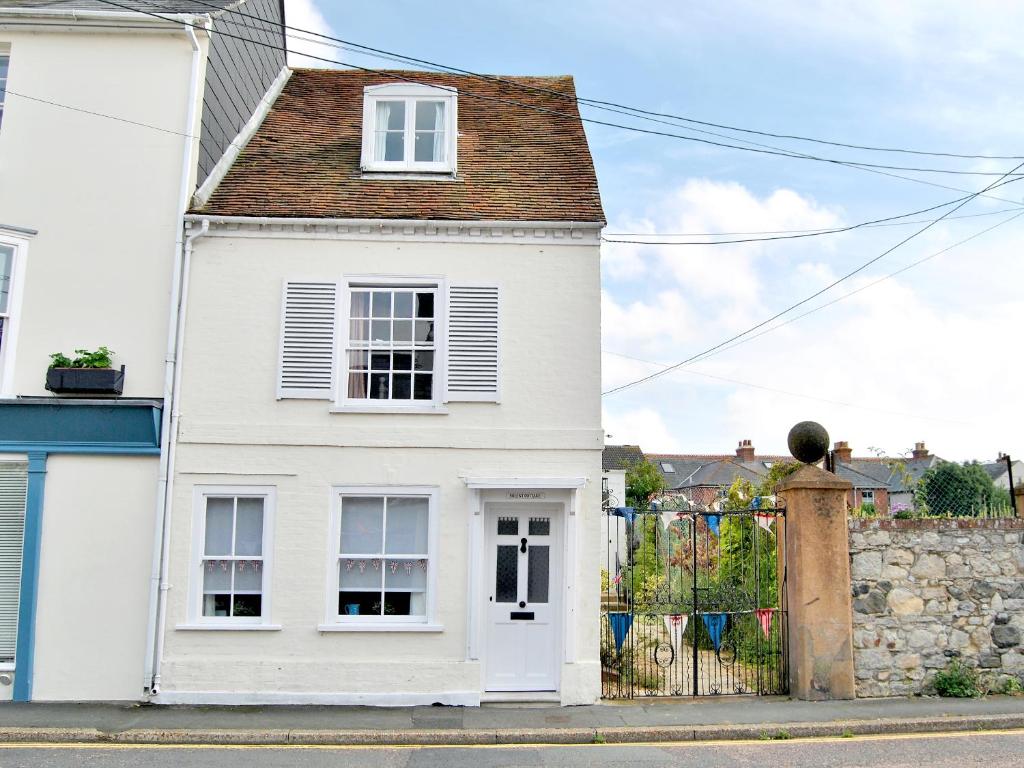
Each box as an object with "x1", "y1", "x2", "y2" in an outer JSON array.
[{"x1": 284, "y1": 0, "x2": 1024, "y2": 462}]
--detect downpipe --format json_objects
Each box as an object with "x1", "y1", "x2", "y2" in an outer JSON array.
[{"x1": 143, "y1": 20, "x2": 203, "y2": 697}]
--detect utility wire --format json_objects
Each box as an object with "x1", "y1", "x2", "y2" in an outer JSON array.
[
  {"x1": 684, "y1": 208, "x2": 1024, "y2": 366},
  {"x1": 601, "y1": 349, "x2": 970, "y2": 425},
  {"x1": 179, "y1": 0, "x2": 1024, "y2": 162},
  {"x1": 601, "y1": 159, "x2": 1024, "y2": 397},
  {"x1": 601, "y1": 178, "x2": 1022, "y2": 245},
  {"x1": 603, "y1": 205, "x2": 1024, "y2": 238},
  {"x1": 95, "y1": 1, "x2": 1024, "y2": 181}
]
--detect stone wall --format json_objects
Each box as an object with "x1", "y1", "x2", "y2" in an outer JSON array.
[{"x1": 849, "y1": 518, "x2": 1024, "y2": 697}]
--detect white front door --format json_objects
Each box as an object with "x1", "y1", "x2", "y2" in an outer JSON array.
[{"x1": 483, "y1": 503, "x2": 562, "y2": 692}]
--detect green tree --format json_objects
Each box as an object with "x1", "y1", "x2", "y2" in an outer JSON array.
[
  {"x1": 917, "y1": 461, "x2": 1010, "y2": 517},
  {"x1": 625, "y1": 459, "x2": 667, "y2": 508}
]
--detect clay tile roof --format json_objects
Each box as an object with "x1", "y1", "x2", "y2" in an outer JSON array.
[{"x1": 196, "y1": 69, "x2": 606, "y2": 223}]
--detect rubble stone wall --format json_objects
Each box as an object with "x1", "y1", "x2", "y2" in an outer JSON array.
[{"x1": 849, "y1": 518, "x2": 1024, "y2": 697}]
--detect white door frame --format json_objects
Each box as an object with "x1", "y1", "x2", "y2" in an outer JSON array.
[{"x1": 462, "y1": 477, "x2": 586, "y2": 696}]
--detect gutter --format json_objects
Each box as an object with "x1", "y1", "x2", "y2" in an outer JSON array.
[
  {"x1": 143, "y1": 20, "x2": 206, "y2": 696},
  {"x1": 0, "y1": 8, "x2": 204, "y2": 24},
  {"x1": 183, "y1": 214, "x2": 606, "y2": 231}
]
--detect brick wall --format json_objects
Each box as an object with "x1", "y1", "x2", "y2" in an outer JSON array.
[{"x1": 849, "y1": 518, "x2": 1024, "y2": 696}]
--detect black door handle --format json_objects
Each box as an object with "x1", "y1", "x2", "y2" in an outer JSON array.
[
  {"x1": 519, "y1": 600, "x2": 526, "y2": 608},
  {"x1": 520, "y1": 538, "x2": 527, "y2": 553}
]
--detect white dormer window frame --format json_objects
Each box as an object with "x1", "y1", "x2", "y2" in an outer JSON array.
[{"x1": 361, "y1": 83, "x2": 458, "y2": 174}]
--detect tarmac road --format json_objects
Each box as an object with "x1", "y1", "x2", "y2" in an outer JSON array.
[{"x1": 0, "y1": 730, "x2": 1022, "y2": 768}]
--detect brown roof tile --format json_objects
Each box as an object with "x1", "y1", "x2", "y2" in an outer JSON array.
[{"x1": 196, "y1": 69, "x2": 605, "y2": 222}]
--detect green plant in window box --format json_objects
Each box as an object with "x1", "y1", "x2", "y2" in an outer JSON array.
[
  {"x1": 45, "y1": 346, "x2": 124, "y2": 396},
  {"x1": 47, "y1": 346, "x2": 115, "y2": 369}
]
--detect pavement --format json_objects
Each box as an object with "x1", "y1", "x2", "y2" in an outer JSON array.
[{"x1": 0, "y1": 695, "x2": 1023, "y2": 746}]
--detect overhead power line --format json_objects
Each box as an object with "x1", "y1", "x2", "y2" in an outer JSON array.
[
  {"x1": 601, "y1": 159, "x2": 1024, "y2": 397},
  {"x1": 179, "y1": 0, "x2": 1024, "y2": 163},
  {"x1": 97, "y1": 1, "x2": 1024, "y2": 183},
  {"x1": 683, "y1": 208, "x2": 1024, "y2": 366},
  {"x1": 601, "y1": 349, "x2": 970, "y2": 425},
  {"x1": 601, "y1": 178, "x2": 1022, "y2": 246},
  {"x1": 602, "y1": 205, "x2": 1024, "y2": 238}
]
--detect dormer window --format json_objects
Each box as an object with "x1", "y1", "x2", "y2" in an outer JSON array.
[{"x1": 361, "y1": 84, "x2": 457, "y2": 174}]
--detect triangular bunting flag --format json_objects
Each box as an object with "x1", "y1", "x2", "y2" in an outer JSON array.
[
  {"x1": 612, "y1": 506, "x2": 636, "y2": 524},
  {"x1": 705, "y1": 514, "x2": 721, "y2": 537},
  {"x1": 663, "y1": 614, "x2": 688, "y2": 656},
  {"x1": 608, "y1": 612, "x2": 633, "y2": 654},
  {"x1": 756, "y1": 607, "x2": 775, "y2": 637},
  {"x1": 701, "y1": 612, "x2": 728, "y2": 651},
  {"x1": 754, "y1": 512, "x2": 774, "y2": 533}
]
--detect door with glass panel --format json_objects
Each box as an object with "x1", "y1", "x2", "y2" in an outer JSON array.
[{"x1": 484, "y1": 503, "x2": 562, "y2": 691}]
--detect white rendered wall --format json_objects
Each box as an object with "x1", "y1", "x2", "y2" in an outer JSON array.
[
  {"x1": 160, "y1": 233, "x2": 603, "y2": 704},
  {"x1": 32, "y1": 455, "x2": 158, "y2": 701},
  {"x1": 0, "y1": 24, "x2": 207, "y2": 397}
]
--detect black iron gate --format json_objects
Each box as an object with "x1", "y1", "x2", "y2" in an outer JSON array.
[{"x1": 601, "y1": 500, "x2": 788, "y2": 698}]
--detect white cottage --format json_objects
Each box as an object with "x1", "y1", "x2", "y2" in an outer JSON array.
[{"x1": 154, "y1": 69, "x2": 606, "y2": 705}]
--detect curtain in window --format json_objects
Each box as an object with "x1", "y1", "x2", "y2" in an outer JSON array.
[
  {"x1": 431, "y1": 102, "x2": 445, "y2": 162},
  {"x1": 374, "y1": 101, "x2": 391, "y2": 162}
]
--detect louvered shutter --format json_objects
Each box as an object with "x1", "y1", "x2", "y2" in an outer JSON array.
[
  {"x1": 445, "y1": 285, "x2": 500, "y2": 402},
  {"x1": 0, "y1": 462, "x2": 27, "y2": 662},
  {"x1": 277, "y1": 281, "x2": 338, "y2": 399}
]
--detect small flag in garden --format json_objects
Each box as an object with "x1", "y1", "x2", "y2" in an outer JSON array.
[
  {"x1": 754, "y1": 512, "x2": 775, "y2": 533},
  {"x1": 663, "y1": 614, "x2": 688, "y2": 655},
  {"x1": 608, "y1": 612, "x2": 633, "y2": 654},
  {"x1": 701, "y1": 612, "x2": 728, "y2": 651},
  {"x1": 756, "y1": 608, "x2": 775, "y2": 637},
  {"x1": 705, "y1": 514, "x2": 721, "y2": 537},
  {"x1": 613, "y1": 506, "x2": 636, "y2": 524},
  {"x1": 612, "y1": 572, "x2": 622, "y2": 586}
]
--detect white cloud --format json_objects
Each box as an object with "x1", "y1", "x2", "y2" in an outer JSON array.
[
  {"x1": 602, "y1": 407, "x2": 683, "y2": 453},
  {"x1": 283, "y1": 0, "x2": 340, "y2": 68}
]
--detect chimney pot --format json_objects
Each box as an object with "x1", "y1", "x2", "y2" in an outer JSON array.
[
  {"x1": 833, "y1": 441, "x2": 852, "y2": 463},
  {"x1": 736, "y1": 439, "x2": 755, "y2": 462},
  {"x1": 912, "y1": 441, "x2": 930, "y2": 460}
]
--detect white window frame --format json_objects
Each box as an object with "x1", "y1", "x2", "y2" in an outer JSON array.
[
  {"x1": 182, "y1": 485, "x2": 279, "y2": 630},
  {"x1": 321, "y1": 485, "x2": 441, "y2": 632},
  {"x1": 0, "y1": 232, "x2": 29, "y2": 399},
  {"x1": 660, "y1": 462, "x2": 675, "y2": 473},
  {"x1": 360, "y1": 83, "x2": 458, "y2": 174},
  {"x1": 861, "y1": 489, "x2": 875, "y2": 505},
  {"x1": 332, "y1": 275, "x2": 448, "y2": 414}
]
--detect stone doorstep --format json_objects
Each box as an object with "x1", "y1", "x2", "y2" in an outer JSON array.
[{"x1": 2, "y1": 713, "x2": 1024, "y2": 746}]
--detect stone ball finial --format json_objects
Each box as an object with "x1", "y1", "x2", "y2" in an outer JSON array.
[{"x1": 787, "y1": 421, "x2": 829, "y2": 464}]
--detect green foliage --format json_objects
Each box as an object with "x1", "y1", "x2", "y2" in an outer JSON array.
[
  {"x1": 625, "y1": 460, "x2": 667, "y2": 508},
  {"x1": 841, "y1": 728, "x2": 855, "y2": 738},
  {"x1": 1001, "y1": 677, "x2": 1023, "y2": 696},
  {"x1": 932, "y1": 659, "x2": 985, "y2": 698},
  {"x1": 771, "y1": 729, "x2": 792, "y2": 740},
  {"x1": 592, "y1": 732, "x2": 607, "y2": 744},
  {"x1": 917, "y1": 461, "x2": 1011, "y2": 517},
  {"x1": 851, "y1": 504, "x2": 879, "y2": 519},
  {"x1": 48, "y1": 346, "x2": 115, "y2": 370}
]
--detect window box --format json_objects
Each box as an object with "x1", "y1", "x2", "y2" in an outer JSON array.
[{"x1": 45, "y1": 365, "x2": 125, "y2": 395}]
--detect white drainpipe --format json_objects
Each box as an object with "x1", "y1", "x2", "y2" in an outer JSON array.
[{"x1": 143, "y1": 20, "x2": 204, "y2": 695}]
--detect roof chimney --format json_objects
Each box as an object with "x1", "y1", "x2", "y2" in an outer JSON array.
[
  {"x1": 912, "y1": 441, "x2": 930, "y2": 460},
  {"x1": 736, "y1": 439, "x2": 755, "y2": 462},
  {"x1": 833, "y1": 441, "x2": 852, "y2": 463}
]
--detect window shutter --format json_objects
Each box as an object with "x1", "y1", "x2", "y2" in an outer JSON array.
[
  {"x1": 277, "y1": 281, "x2": 338, "y2": 399},
  {"x1": 445, "y1": 285, "x2": 500, "y2": 402},
  {"x1": 0, "y1": 462, "x2": 27, "y2": 662}
]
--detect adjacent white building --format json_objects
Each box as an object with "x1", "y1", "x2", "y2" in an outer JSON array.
[
  {"x1": 152, "y1": 70, "x2": 607, "y2": 705},
  {"x1": 0, "y1": 0, "x2": 285, "y2": 702}
]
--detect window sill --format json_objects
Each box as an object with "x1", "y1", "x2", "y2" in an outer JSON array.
[
  {"x1": 176, "y1": 623, "x2": 282, "y2": 632},
  {"x1": 330, "y1": 404, "x2": 449, "y2": 415},
  {"x1": 317, "y1": 623, "x2": 444, "y2": 633}
]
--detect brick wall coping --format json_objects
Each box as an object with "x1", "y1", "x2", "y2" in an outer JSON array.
[{"x1": 849, "y1": 517, "x2": 1024, "y2": 531}]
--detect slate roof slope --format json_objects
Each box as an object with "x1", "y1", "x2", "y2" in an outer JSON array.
[
  {"x1": 0, "y1": 1, "x2": 239, "y2": 12},
  {"x1": 603, "y1": 445, "x2": 644, "y2": 472},
  {"x1": 197, "y1": 69, "x2": 606, "y2": 222}
]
